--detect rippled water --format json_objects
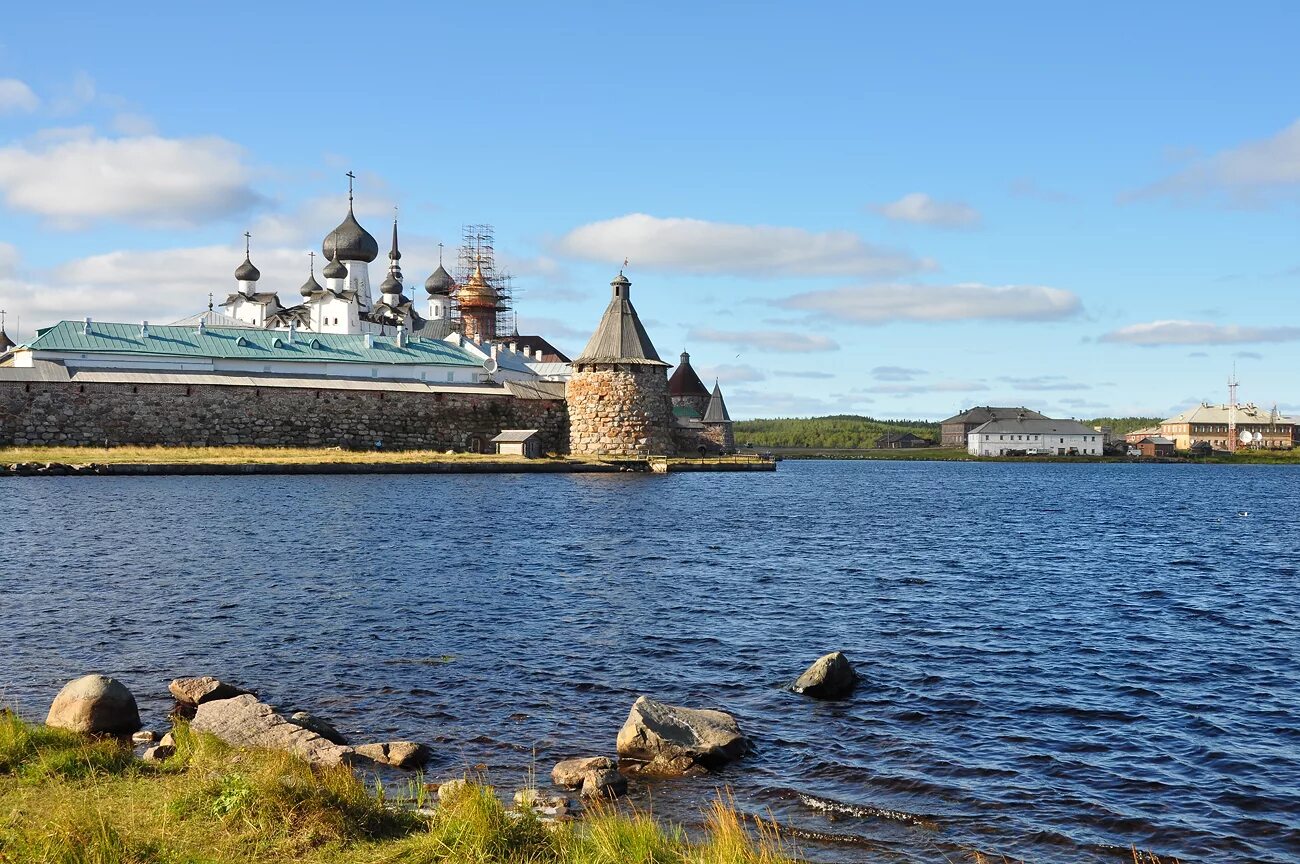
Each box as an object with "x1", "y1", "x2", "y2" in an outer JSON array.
[{"x1": 2, "y1": 461, "x2": 1298, "y2": 863}]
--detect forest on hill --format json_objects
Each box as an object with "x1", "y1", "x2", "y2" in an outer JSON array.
[
  {"x1": 733, "y1": 415, "x2": 939, "y2": 449},
  {"x1": 734, "y1": 414, "x2": 1166, "y2": 449}
]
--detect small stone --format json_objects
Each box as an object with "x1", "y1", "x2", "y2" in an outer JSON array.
[
  {"x1": 551, "y1": 755, "x2": 615, "y2": 788},
  {"x1": 46, "y1": 674, "x2": 141, "y2": 735},
  {"x1": 132, "y1": 730, "x2": 158, "y2": 744},
  {"x1": 142, "y1": 744, "x2": 175, "y2": 762},
  {"x1": 580, "y1": 768, "x2": 627, "y2": 799},
  {"x1": 437, "y1": 778, "x2": 469, "y2": 802},
  {"x1": 159, "y1": 731, "x2": 176, "y2": 749},
  {"x1": 615, "y1": 696, "x2": 747, "y2": 777}
]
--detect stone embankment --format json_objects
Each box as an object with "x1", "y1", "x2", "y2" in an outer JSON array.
[{"x1": 1, "y1": 456, "x2": 775, "y2": 476}]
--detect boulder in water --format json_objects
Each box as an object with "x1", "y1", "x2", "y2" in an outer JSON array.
[
  {"x1": 45, "y1": 674, "x2": 141, "y2": 735},
  {"x1": 551, "y1": 755, "x2": 615, "y2": 788},
  {"x1": 615, "y1": 696, "x2": 747, "y2": 777},
  {"x1": 168, "y1": 676, "x2": 250, "y2": 706},
  {"x1": 791, "y1": 651, "x2": 857, "y2": 699},
  {"x1": 354, "y1": 741, "x2": 430, "y2": 769},
  {"x1": 581, "y1": 767, "x2": 628, "y2": 799}
]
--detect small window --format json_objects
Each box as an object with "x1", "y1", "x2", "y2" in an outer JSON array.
[{"x1": 447, "y1": 372, "x2": 455, "y2": 382}]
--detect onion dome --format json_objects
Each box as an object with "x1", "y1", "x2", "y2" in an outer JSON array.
[
  {"x1": 323, "y1": 247, "x2": 348, "y2": 281},
  {"x1": 425, "y1": 264, "x2": 454, "y2": 295},
  {"x1": 321, "y1": 205, "x2": 378, "y2": 263},
  {"x1": 299, "y1": 272, "x2": 323, "y2": 297},
  {"x1": 379, "y1": 273, "x2": 403, "y2": 297},
  {"x1": 234, "y1": 255, "x2": 260, "y2": 282}
]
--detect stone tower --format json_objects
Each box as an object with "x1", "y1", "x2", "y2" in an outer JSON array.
[{"x1": 566, "y1": 272, "x2": 675, "y2": 456}]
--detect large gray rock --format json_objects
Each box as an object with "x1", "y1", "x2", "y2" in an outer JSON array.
[
  {"x1": 353, "y1": 741, "x2": 430, "y2": 769},
  {"x1": 289, "y1": 711, "x2": 347, "y2": 745},
  {"x1": 551, "y1": 756, "x2": 615, "y2": 788},
  {"x1": 45, "y1": 674, "x2": 141, "y2": 735},
  {"x1": 791, "y1": 651, "x2": 858, "y2": 699},
  {"x1": 168, "y1": 676, "x2": 250, "y2": 706},
  {"x1": 615, "y1": 696, "x2": 747, "y2": 777},
  {"x1": 190, "y1": 694, "x2": 354, "y2": 767}
]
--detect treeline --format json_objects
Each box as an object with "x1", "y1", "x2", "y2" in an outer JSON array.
[
  {"x1": 1083, "y1": 416, "x2": 1164, "y2": 436},
  {"x1": 734, "y1": 415, "x2": 939, "y2": 449},
  {"x1": 734, "y1": 414, "x2": 1168, "y2": 449}
]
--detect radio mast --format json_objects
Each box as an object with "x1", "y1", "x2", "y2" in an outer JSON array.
[{"x1": 1227, "y1": 365, "x2": 1239, "y2": 453}]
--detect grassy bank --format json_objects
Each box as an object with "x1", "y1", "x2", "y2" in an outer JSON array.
[
  {"x1": 0, "y1": 712, "x2": 794, "y2": 864},
  {"x1": 0, "y1": 445, "x2": 585, "y2": 466}
]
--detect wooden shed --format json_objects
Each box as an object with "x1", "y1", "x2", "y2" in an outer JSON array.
[
  {"x1": 491, "y1": 429, "x2": 542, "y2": 458},
  {"x1": 1137, "y1": 436, "x2": 1176, "y2": 457}
]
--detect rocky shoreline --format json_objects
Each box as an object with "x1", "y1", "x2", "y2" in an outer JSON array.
[{"x1": 36, "y1": 652, "x2": 857, "y2": 819}]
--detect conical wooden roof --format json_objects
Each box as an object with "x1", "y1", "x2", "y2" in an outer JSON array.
[
  {"x1": 703, "y1": 381, "x2": 732, "y2": 423},
  {"x1": 668, "y1": 351, "x2": 709, "y2": 396},
  {"x1": 575, "y1": 273, "x2": 667, "y2": 366}
]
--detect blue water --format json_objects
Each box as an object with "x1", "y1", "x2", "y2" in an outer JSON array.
[{"x1": 1, "y1": 461, "x2": 1298, "y2": 863}]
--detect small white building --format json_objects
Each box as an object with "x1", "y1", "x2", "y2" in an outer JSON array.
[
  {"x1": 491, "y1": 429, "x2": 542, "y2": 458},
  {"x1": 968, "y1": 416, "x2": 1104, "y2": 456}
]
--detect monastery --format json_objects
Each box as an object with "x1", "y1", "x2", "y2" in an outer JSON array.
[{"x1": 0, "y1": 180, "x2": 735, "y2": 456}]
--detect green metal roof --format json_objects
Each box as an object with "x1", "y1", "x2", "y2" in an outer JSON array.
[
  {"x1": 672, "y1": 404, "x2": 702, "y2": 419},
  {"x1": 28, "y1": 321, "x2": 479, "y2": 367}
]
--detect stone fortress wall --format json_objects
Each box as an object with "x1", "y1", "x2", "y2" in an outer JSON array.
[
  {"x1": 566, "y1": 366, "x2": 676, "y2": 456},
  {"x1": 0, "y1": 379, "x2": 568, "y2": 454}
]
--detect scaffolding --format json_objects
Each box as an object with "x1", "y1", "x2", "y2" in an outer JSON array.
[{"x1": 451, "y1": 224, "x2": 515, "y2": 338}]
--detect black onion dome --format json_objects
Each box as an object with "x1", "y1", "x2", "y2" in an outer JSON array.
[
  {"x1": 425, "y1": 264, "x2": 454, "y2": 295},
  {"x1": 321, "y1": 207, "x2": 379, "y2": 263},
  {"x1": 379, "y1": 274, "x2": 402, "y2": 295},
  {"x1": 234, "y1": 255, "x2": 261, "y2": 282},
  {"x1": 299, "y1": 273, "x2": 323, "y2": 297},
  {"x1": 323, "y1": 252, "x2": 348, "y2": 280}
]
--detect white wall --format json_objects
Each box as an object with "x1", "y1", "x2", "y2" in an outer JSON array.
[{"x1": 968, "y1": 430, "x2": 1102, "y2": 456}]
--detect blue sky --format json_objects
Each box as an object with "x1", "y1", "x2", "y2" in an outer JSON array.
[{"x1": 2, "y1": 2, "x2": 1299, "y2": 420}]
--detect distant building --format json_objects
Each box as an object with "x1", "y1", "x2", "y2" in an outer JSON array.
[
  {"x1": 940, "y1": 406, "x2": 1048, "y2": 447},
  {"x1": 875, "y1": 432, "x2": 933, "y2": 449},
  {"x1": 1124, "y1": 426, "x2": 1162, "y2": 445},
  {"x1": 967, "y1": 416, "x2": 1104, "y2": 456},
  {"x1": 1136, "y1": 436, "x2": 1176, "y2": 457},
  {"x1": 1160, "y1": 403, "x2": 1295, "y2": 450}
]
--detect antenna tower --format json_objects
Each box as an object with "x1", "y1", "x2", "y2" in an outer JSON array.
[{"x1": 1227, "y1": 365, "x2": 1239, "y2": 453}]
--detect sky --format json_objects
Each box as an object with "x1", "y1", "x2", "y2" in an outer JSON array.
[{"x1": 1, "y1": 2, "x2": 1299, "y2": 420}]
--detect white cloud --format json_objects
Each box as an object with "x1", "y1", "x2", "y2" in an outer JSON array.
[
  {"x1": 996, "y1": 375, "x2": 1092, "y2": 392},
  {"x1": 111, "y1": 112, "x2": 158, "y2": 135},
  {"x1": 697, "y1": 363, "x2": 766, "y2": 384},
  {"x1": 1099, "y1": 320, "x2": 1300, "y2": 346},
  {"x1": 0, "y1": 242, "x2": 18, "y2": 278},
  {"x1": 556, "y1": 213, "x2": 929, "y2": 278},
  {"x1": 512, "y1": 315, "x2": 587, "y2": 343},
  {"x1": 871, "y1": 365, "x2": 926, "y2": 382},
  {"x1": 1128, "y1": 118, "x2": 1300, "y2": 206},
  {"x1": 874, "y1": 193, "x2": 980, "y2": 228},
  {"x1": 772, "y1": 370, "x2": 835, "y2": 380},
  {"x1": 778, "y1": 282, "x2": 1081, "y2": 324},
  {"x1": 0, "y1": 242, "x2": 311, "y2": 336},
  {"x1": 0, "y1": 79, "x2": 39, "y2": 114},
  {"x1": 858, "y1": 379, "x2": 989, "y2": 396},
  {"x1": 0, "y1": 133, "x2": 260, "y2": 226},
  {"x1": 686, "y1": 326, "x2": 839, "y2": 353}
]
